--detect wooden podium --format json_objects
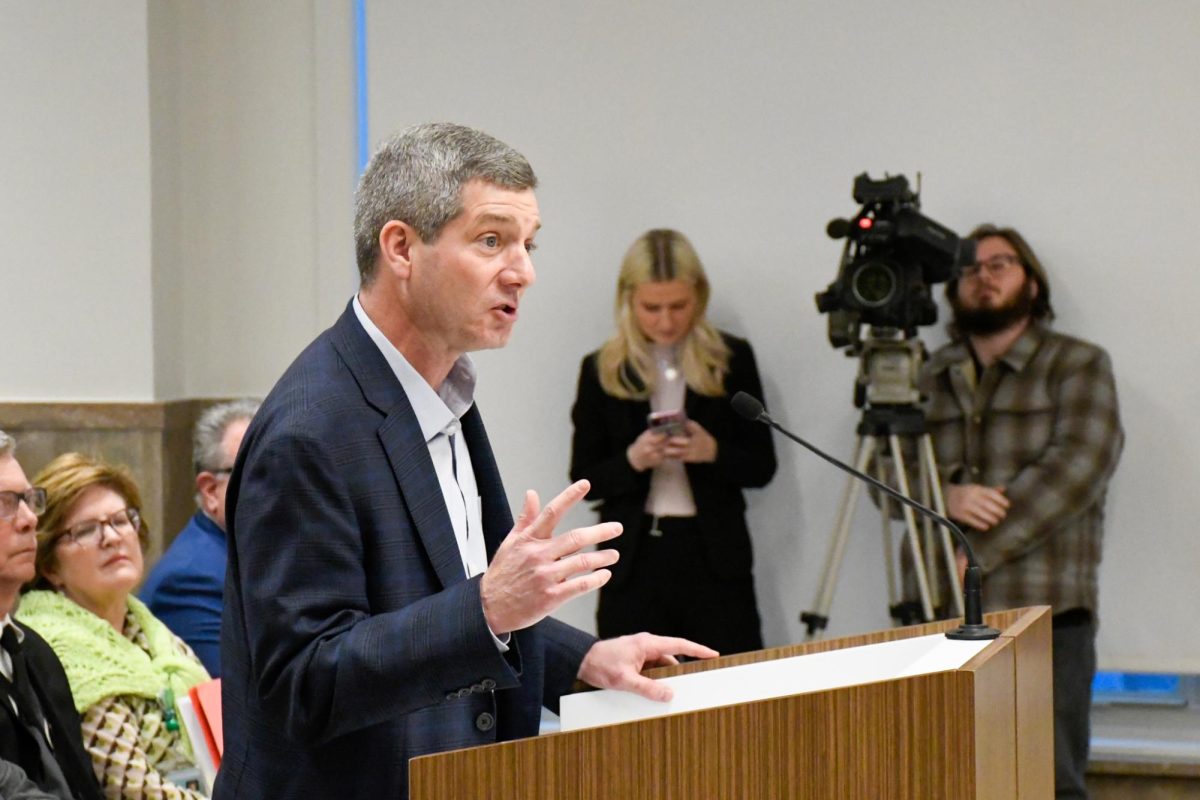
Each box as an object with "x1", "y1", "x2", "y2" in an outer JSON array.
[{"x1": 410, "y1": 606, "x2": 1052, "y2": 799}]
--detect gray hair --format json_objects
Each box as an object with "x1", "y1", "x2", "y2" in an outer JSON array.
[
  {"x1": 0, "y1": 430, "x2": 14, "y2": 459},
  {"x1": 353, "y1": 122, "x2": 537, "y2": 285},
  {"x1": 193, "y1": 398, "x2": 260, "y2": 474}
]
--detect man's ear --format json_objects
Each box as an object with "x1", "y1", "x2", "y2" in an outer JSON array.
[
  {"x1": 378, "y1": 220, "x2": 419, "y2": 280},
  {"x1": 196, "y1": 473, "x2": 220, "y2": 515}
]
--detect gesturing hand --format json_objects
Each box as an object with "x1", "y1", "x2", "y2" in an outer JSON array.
[
  {"x1": 577, "y1": 633, "x2": 720, "y2": 702},
  {"x1": 481, "y1": 480, "x2": 622, "y2": 635},
  {"x1": 945, "y1": 483, "x2": 1009, "y2": 531}
]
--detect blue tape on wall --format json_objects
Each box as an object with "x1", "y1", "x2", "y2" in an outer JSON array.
[{"x1": 355, "y1": 0, "x2": 369, "y2": 173}]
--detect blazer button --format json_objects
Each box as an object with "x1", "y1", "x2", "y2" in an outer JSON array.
[
  {"x1": 481, "y1": 678, "x2": 496, "y2": 690},
  {"x1": 471, "y1": 684, "x2": 484, "y2": 694},
  {"x1": 445, "y1": 693, "x2": 457, "y2": 701},
  {"x1": 475, "y1": 712, "x2": 495, "y2": 732}
]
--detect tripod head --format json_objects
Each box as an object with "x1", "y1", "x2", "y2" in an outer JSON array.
[
  {"x1": 852, "y1": 327, "x2": 927, "y2": 410},
  {"x1": 852, "y1": 328, "x2": 932, "y2": 441}
]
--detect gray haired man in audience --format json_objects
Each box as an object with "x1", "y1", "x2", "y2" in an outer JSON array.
[
  {"x1": 141, "y1": 399, "x2": 259, "y2": 676},
  {"x1": 0, "y1": 431, "x2": 103, "y2": 800}
]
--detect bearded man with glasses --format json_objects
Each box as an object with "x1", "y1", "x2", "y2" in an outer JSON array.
[
  {"x1": 920, "y1": 225, "x2": 1124, "y2": 799},
  {"x1": 0, "y1": 431, "x2": 103, "y2": 800}
]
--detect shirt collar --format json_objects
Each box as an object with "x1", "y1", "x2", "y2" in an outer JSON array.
[
  {"x1": 1, "y1": 615, "x2": 24, "y2": 646},
  {"x1": 995, "y1": 322, "x2": 1045, "y2": 372},
  {"x1": 930, "y1": 322, "x2": 1047, "y2": 376},
  {"x1": 193, "y1": 510, "x2": 227, "y2": 540},
  {"x1": 928, "y1": 339, "x2": 971, "y2": 377},
  {"x1": 352, "y1": 294, "x2": 477, "y2": 443}
]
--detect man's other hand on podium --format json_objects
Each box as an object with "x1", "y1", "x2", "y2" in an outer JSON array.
[{"x1": 578, "y1": 633, "x2": 719, "y2": 702}]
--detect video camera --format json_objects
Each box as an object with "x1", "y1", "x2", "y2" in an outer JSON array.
[{"x1": 815, "y1": 173, "x2": 975, "y2": 352}]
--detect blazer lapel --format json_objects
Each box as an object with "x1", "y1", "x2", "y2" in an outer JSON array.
[
  {"x1": 329, "y1": 302, "x2": 467, "y2": 591},
  {"x1": 0, "y1": 683, "x2": 33, "y2": 749},
  {"x1": 377, "y1": 415, "x2": 466, "y2": 590},
  {"x1": 25, "y1": 672, "x2": 88, "y2": 796}
]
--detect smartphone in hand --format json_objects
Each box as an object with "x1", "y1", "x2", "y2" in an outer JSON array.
[{"x1": 647, "y1": 409, "x2": 688, "y2": 437}]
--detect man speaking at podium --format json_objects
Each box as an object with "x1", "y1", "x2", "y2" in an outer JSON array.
[
  {"x1": 925, "y1": 225, "x2": 1123, "y2": 799},
  {"x1": 214, "y1": 123, "x2": 715, "y2": 800}
]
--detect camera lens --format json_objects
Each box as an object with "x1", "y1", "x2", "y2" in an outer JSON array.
[{"x1": 850, "y1": 261, "x2": 897, "y2": 307}]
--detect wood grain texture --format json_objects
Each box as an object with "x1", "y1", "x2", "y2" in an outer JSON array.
[
  {"x1": 410, "y1": 607, "x2": 1053, "y2": 799},
  {"x1": 413, "y1": 672, "x2": 981, "y2": 799},
  {"x1": 1009, "y1": 606, "x2": 1054, "y2": 796},
  {"x1": 969, "y1": 639, "x2": 1017, "y2": 799}
]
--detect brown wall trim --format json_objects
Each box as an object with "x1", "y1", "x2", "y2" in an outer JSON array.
[
  {"x1": 0, "y1": 402, "x2": 170, "y2": 431},
  {"x1": 0, "y1": 398, "x2": 236, "y2": 561}
]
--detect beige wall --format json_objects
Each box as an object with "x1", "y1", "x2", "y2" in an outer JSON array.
[
  {"x1": 1, "y1": 0, "x2": 354, "y2": 561},
  {"x1": 149, "y1": 1, "x2": 357, "y2": 401},
  {"x1": 1, "y1": 1, "x2": 356, "y2": 404},
  {"x1": 4, "y1": 1, "x2": 1200, "y2": 674},
  {"x1": 1, "y1": 2, "x2": 155, "y2": 400},
  {"x1": 363, "y1": 0, "x2": 1200, "y2": 672}
]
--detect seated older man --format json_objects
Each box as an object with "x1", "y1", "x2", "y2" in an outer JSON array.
[
  {"x1": 0, "y1": 431, "x2": 101, "y2": 800},
  {"x1": 142, "y1": 399, "x2": 258, "y2": 676}
]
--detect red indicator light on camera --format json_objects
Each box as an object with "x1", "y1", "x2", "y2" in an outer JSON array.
[{"x1": 858, "y1": 217, "x2": 873, "y2": 230}]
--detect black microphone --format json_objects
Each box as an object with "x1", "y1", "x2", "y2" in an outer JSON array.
[
  {"x1": 826, "y1": 218, "x2": 852, "y2": 240},
  {"x1": 731, "y1": 391, "x2": 999, "y2": 641}
]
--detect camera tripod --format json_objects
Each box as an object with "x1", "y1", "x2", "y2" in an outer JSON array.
[{"x1": 799, "y1": 333, "x2": 964, "y2": 639}]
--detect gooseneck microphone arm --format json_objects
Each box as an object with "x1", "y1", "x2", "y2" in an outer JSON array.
[{"x1": 731, "y1": 391, "x2": 999, "y2": 641}]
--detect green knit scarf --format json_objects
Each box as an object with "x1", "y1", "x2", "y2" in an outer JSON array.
[{"x1": 16, "y1": 590, "x2": 210, "y2": 715}]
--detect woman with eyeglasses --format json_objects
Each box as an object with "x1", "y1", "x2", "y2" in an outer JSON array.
[{"x1": 17, "y1": 453, "x2": 210, "y2": 800}]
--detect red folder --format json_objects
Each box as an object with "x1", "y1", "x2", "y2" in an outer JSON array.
[{"x1": 187, "y1": 678, "x2": 223, "y2": 767}]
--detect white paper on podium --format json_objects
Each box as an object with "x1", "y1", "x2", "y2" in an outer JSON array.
[{"x1": 559, "y1": 633, "x2": 992, "y2": 732}]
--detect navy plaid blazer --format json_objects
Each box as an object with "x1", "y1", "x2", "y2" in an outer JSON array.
[{"x1": 215, "y1": 303, "x2": 595, "y2": 799}]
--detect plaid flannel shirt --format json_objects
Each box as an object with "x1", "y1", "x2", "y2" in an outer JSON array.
[{"x1": 921, "y1": 323, "x2": 1123, "y2": 615}]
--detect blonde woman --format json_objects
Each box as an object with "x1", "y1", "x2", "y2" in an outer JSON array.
[
  {"x1": 18, "y1": 454, "x2": 210, "y2": 800},
  {"x1": 569, "y1": 229, "x2": 777, "y2": 654}
]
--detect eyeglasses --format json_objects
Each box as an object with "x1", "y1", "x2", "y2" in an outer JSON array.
[
  {"x1": 960, "y1": 253, "x2": 1022, "y2": 280},
  {"x1": 0, "y1": 488, "x2": 46, "y2": 520},
  {"x1": 57, "y1": 507, "x2": 141, "y2": 547}
]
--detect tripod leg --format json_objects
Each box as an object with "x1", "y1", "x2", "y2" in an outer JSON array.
[
  {"x1": 874, "y1": 454, "x2": 899, "y2": 609},
  {"x1": 887, "y1": 435, "x2": 934, "y2": 622},
  {"x1": 915, "y1": 443, "x2": 943, "y2": 610},
  {"x1": 920, "y1": 434, "x2": 964, "y2": 617},
  {"x1": 801, "y1": 436, "x2": 875, "y2": 639}
]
